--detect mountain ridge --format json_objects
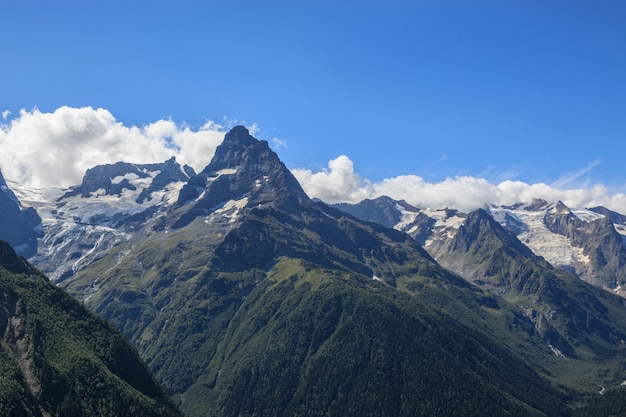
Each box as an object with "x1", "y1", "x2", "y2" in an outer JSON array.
[
  {"x1": 4, "y1": 127, "x2": 626, "y2": 415},
  {"x1": 334, "y1": 195, "x2": 626, "y2": 297},
  {"x1": 51, "y1": 127, "x2": 581, "y2": 416}
]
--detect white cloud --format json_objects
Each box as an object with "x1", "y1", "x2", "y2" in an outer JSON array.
[
  {"x1": 551, "y1": 160, "x2": 601, "y2": 189},
  {"x1": 292, "y1": 155, "x2": 370, "y2": 204},
  {"x1": 272, "y1": 137, "x2": 287, "y2": 150},
  {"x1": 3, "y1": 106, "x2": 626, "y2": 215},
  {"x1": 293, "y1": 155, "x2": 626, "y2": 214},
  {"x1": 0, "y1": 106, "x2": 225, "y2": 188}
]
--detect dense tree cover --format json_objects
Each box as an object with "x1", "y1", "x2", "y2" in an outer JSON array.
[
  {"x1": 0, "y1": 256, "x2": 182, "y2": 417},
  {"x1": 572, "y1": 387, "x2": 626, "y2": 417},
  {"x1": 179, "y1": 260, "x2": 569, "y2": 417},
  {"x1": 0, "y1": 344, "x2": 38, "y2": 417}
]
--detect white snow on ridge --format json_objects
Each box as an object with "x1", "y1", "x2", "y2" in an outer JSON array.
[
  {"x1": 423, "y1": 208, "x2": 465, "y2": 232},
  {"x1": 571, "y1": 208, "x2": 604, "y2": 223},
  {"x1": 7, "y1": 180, "x2": 64, "y2": 210},
  {"x1": 205, "y1": 196, "x2": 249, "y2": 225},
  {"x1": 615, "y1": 224, "x2": 626, "y2": 238},
  {"x1": 422, "y1": 208, "x2": 466, "y2": 249},
  {"x1": 490, "y1": 207, "x2": 589, "y2": 267},
  {"x1": 394, "y1": 204, "x2": 419, "y2": 230},
  {"x1": 8, "y1": 178, "x2": 185, "y2": 226},
  {"x1": 216, "y1": 168, "x2": 237, "y2": 176},
  {"x1": 111, "y1": 172, "x2": 140, "y2": 185}
]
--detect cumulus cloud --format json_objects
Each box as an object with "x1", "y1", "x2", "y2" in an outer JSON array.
[
  {"x1": 293, "y1": 155, "x2": 626, "y2": 214},
  {"x1": 0, "y1": 106, "x2": 225, "y2": 188},
  {"x1": 3, "y1": 106, "x2": 626, "y2": 215},
  {"x1": 292, "y1": 155, "x2": 371, "y2": 204}
]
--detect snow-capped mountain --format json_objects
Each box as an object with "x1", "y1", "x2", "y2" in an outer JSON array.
[
  {"x1": 335, "y1": 196, "x2": 626, "y2": 296},
  {"x1": 9, "y1": 157, "x2": 194, "y2": 282},
  {"x1": 5, "y1": 126, "x2": 626, "y2": 415}
]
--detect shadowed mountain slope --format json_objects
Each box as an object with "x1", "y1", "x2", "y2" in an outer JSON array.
[{"x1": 0, "y1": 241, "x2": 182, "y2": 417}]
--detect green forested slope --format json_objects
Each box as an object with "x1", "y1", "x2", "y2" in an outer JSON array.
[
  {"x1": 183, "y1": 258, "x2": 568, "y2": 417},
  {"x1": 0, "y1": 241, "x2": 182, "y2": 417}
]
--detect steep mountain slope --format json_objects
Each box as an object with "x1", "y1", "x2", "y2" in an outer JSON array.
[
  {"x1": 490, "y1": 200, "x2": 626, "y2": 292},
  {"x1": 0, "y1": 171, "x2": 43, "y2": 257},
  {"x1": 439, "y1": 209, "x2": 626, "y2": 361},
  {"x1": 0, "y1": 240, "x2": 182, "y2": 417},
  {"x1": 60, "y1": 127, "x2": 579, "y2": 416},
  {"x1": 188, "y1": 259, "x2": 567, "y2": 417}
]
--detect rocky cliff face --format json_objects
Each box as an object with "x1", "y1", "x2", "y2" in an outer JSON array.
[
  {"x1": 0, "y1": 171, "x2": 43, "y2": 257},
  {"x1": 173, "y1": 125, "x2": 308, "y2": 228},
  {"x1": 542, "y1": 201, "x2": 626, "y2": 289}
]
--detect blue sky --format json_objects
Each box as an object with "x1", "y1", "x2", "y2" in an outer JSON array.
[{"x1": 1, "y1": 1, "x2": 626, "y2": 210}]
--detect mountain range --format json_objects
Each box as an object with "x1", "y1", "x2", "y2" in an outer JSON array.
[
  {"x1": 3, "y1": 126, "x2": 626, "y2": 416},
  {"x1": 334, "y1": 196, "x2": 626, "y2": 294}
]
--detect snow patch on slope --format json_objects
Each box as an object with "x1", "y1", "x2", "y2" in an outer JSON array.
[
  {"x1": 395, "y1": 203, "x2": 419, "y2": 230},
  {"x1": 111, "y1": 172, "x2": 141, "y2": 185},
  {"x1": 205, "y1": 197, "x2": 249, "y2": 225},
  {"x1": 422, "y1": 208, "x2": 466, "y2": 249},
  {"x1": 490, "y1": 206, "x2": 589, "y2": 267}
]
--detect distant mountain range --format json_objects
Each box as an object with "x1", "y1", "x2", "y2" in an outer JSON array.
[
  {"x1": 334, "y1": 196, "x2": 626, "y2": 294},
  {"x1": 3, "y1": 126, "x2": 626, "y2": 416}
]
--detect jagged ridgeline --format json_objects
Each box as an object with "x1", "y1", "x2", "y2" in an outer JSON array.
[
  {"x1": 5, "y1": 125, "x2": 626, "y2": 416},
  {"x1": 60, "y1": 127, "x2": 586, "y2": 416},
  {"x1": 0, "y1": 241, "x2": 181, "y2": 417}
]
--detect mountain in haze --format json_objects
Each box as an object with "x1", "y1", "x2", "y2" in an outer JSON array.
[
  {"x1": 0, "y1": 240, "x2": 182, "y2": 417},
  {"x1": 6, "y1": 127, "x2": 626, "y2": 416},
  {"x1": 0, "y1": 170, "x2": 43, "y2": 257}
]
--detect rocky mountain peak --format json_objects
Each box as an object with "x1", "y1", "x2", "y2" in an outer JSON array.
[
  {"x1": 173, "y1": 127, "x2": 308, "y2": 227},
  {"x1": 200, "y1": 126, "x2": 276, "y2": 174},
  {"x1": 62, "y1": 158, "x2": 192, "y2": 203},
  {"x1": 525, "y1": 198, "x2": 549, "y2": 211},
  {"x1": 552, "y1": 200, "x2": 572, "y2": 215},
  {"x1": 448, "y1": 208, "x2": 536, "y2": 259},
  {"x1": 332, "y1": 196, "x2": 415, "y2": 229}
]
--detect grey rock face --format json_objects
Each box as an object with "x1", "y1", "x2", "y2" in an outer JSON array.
[{"x1": 0, "y1": 171, "x2": 43, "y2": 257}]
